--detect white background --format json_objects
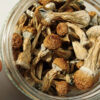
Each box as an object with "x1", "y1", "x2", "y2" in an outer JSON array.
[
  {"x1": 0, "y1": 0, "x2": 30, "y2": 100},
  {"x1": 0, "y1": 0, "x2": 100, "y2": 100}
]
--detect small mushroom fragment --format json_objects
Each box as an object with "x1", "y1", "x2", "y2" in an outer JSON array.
[
  {"x1": 76, "y1": 60, "x2": 84, "y2": 69},
  {"x1": 14, "y1": 13, "x2": 27, "y2": 34},
  {"x1": 56, "y1": 23, "x2": 68, "y2": 36},
  {"x1": 58, "y1": 0, "x2": 74, "y2": 12},
  {"x1": 88, "y1": 11, "x2": 98, "y2": 26},
  {"x1": 32, "y1": 24, "x2": 42, "y2": 51},
  {"x1": 32, "y1": 44, "x2": 50, "y2": 65},
  {"x1": 12, "y1": 33, "x2": 23, "y2": 49},
  {"x1": 16, "y1": 28, "x2": 33, "y2": 69},
  {"x1": 39, "y1": 0, "x2": 52, "y2": 6},
  {"x1": 86, "y1": 26, "x2": 100, "y2": 44},
  {"x1": 13, "y1": 49, "x2": 21, "y2": 61},
  {"x1": 42, "y1": 52, "x2": 52, "y2": 62},
  {"x1": 26, "y1": 10, "x2": 34, "y2": 17},
  {"x1": 46, "y1": 27, "x2": 52, "y2": 35},
  {"x1": 74, "y1": 37, "x2": 100, "y2": 90},
  {"x1": 54, "y1": 81, "x2": 69, "y2": 96},
  {"x1": 25, "y1": 76, "x2": 35, "y2": 86},
  {"x1": 42, "y1": 58, "x2": 69, "y2": 92},
  {"x1": 45, "y1": 2, "x2": 56, "y2": 10},
  {"x1": 36, "y1": 9, "x2": 90, "y2": 28},
  {"x1": 72, "y1": 41, "x2": 88, "y2": 60},
  {"x1": 56, "y1": 74, "x2": 74, "y2": 85},
  {"x1": 66, "y1": 22, "x2": 88, "y2": 46},
  {"x1": 36, "y1": 62, "x2": 43, "y2": 80},
  {"x1": 54, "y1": 48, "x2": 72, "y2": 59}
]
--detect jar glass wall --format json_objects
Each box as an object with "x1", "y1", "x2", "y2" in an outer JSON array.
[{"x1": 1, "y1": 0, "x2": 100, "y2": 100}]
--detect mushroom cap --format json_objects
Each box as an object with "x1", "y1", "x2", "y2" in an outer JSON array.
[
  {"x1": 86, "y1": 26, "x2": 100, "y2": 39},
  {"x1": 39, "y1": 0, "x2": 52, "y2": 6},
  {"x1": 74, "y1": 70, "x2": 96, "y2": 90},
  {"x1": 56, "y1": 23, "x2": 68, "y2": 36},
  {"x1": 43, "y1": 34, "x2": 62, "y2": 49},
  {"x1": 12, "y1": 33, "x2": 23, "y2": 49},
  {"x1": 55, "y1": 81, "x2": 68, "y2": 96},
  {"x1": 22, "y1": 26, "x2": 36, "y2": 34},
  {"x1": 88, "y1": 11, "x2": 96, "y2": 17},
  {"x1": 53, "y1": 58, "x2": 69, "y2": 72}
]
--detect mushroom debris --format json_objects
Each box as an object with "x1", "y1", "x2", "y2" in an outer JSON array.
[{"x1": 12, "y1": 0, "x2": 100, "y2": 97}]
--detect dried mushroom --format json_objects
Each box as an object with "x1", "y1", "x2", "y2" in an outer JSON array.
[
  {"x1": 56, "y1": 23, "x2": 68, "y2": 36},
  {"x1": 12, "y1": 0, "x2": 100, "y2": 97},
  {"x1": 74, "y1": 37, "x2": 100, "y2": 90},
  {"x1": 42, "y1": 58, "x2": 69, "y2": 92},
  {"x1": 12, "y1": 33, "x2": 23, "y2": 49},
  {"x1": 43, "y1": 34, "x2": 62, "y2": 49}
]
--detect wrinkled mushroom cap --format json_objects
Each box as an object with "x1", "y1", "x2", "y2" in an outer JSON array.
[
  {"x1": 43, "y1": 34, "x2": 62, "y2": 49},
  {"x1": 53, "y1": 58, "x2": 69, "y2": 72},
  {"x1": 55, "y1": 81, "x2": 68, "y2": 96},
  {"x1": 12, "y1": 33, "x2": 23, "y2": 49},
  {"x1": 56, "y1": 23, "x2": 68, "y2": 36},
  {"x1": 74, "y1": 70, "x2": 96, "y2": 90}
]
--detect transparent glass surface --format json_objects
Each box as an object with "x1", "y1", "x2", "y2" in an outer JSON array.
[{"x1": 0, "y1": 0, "x2": 100, "y2": 100}]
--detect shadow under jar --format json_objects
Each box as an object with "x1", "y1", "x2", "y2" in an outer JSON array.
[{"x1": 0, "y1": 0, "x2": 100, "y2": 100}]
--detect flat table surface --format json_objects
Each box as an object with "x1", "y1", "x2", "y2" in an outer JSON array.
[{"x1": 0, "y1": 0, "x2": 100, "y2": 100}]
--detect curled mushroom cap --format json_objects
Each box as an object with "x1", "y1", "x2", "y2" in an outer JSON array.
[
  {"x1": 43, "y1": 34, "x2": 62, "y2": 49},
  {"x1": 86, "y1": 26, "x2": 100, "y2": 39},
  {"x1": 53, "y1": 58, "x2": 69, "y2": 72},
  {"x1": 56, "y1": 23, "x2": 68, "y2": 36},
  {"x1": 74, "y1": 70, "x2": 95, "y2": 90},
  {"x1": 54, "y1": 81, "x2": 68, "y2": 96},
  {"x1": 12, "y1": 33, "x2": 23, "y2": 49}
]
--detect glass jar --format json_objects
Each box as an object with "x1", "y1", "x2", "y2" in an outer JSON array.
[{"x1": 0, "y1": 0, "x2": 100, "y2": 100}]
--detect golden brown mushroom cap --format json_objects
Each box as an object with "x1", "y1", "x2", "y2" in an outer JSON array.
[
  {"x1": 55, "y1": 81, "x2": 68, "y2": 96},
  {"x1": 43, "y1": 34, "x2": 62, "y2": 49},
  {"x1": 53, "y1": 58, "x2": 69, "y2": 72},
  {"x1": 56, "y1": 23, "x2": 68, "y2": 36},
  {"x1": 12, "y1": 33, "x2": 23, "y2": 49},
  {"x1": 74, "y1": 70, "x2": 94, "y2": 90}
]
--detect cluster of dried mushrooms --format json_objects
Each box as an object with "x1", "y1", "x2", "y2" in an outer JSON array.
[{"x1": 12, "y1": 0, "x2": 100, "y2": 97}]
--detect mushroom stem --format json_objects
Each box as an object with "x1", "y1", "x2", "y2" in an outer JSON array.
[
  {"x1": 42, "y1": 69, "x2": 59, "y2": 92},
  {"x1": 16, "y1": 31, "x2": 32, "y2": 69},
  {"x1": 32, "y1": 44, "x2": 50, "y2": 66},
  {"x1": 38, "y1": 10, "x2": 90, "y2": 28},
  {"x1": 32, "y1": 24, "x2": 42, "y2": 51},
  {"x1": 66, "y1": 22, "x2": 88, "y2": 46},
  {"x1": 72, "y1": 41, "x2": 88, "y2": 60}
]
